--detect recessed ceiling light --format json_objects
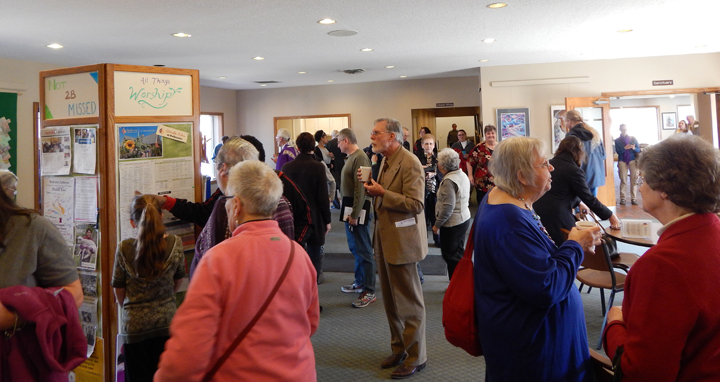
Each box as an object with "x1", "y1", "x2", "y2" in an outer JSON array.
[
  {"x1": 260, "y1": 84, "x2": 267, "y2": 87},
  {"x1": 217, "y1": 76, "x2": 227, "y2": 79},
  {"x1": 253, "y1": 56, "x2": 265, "y2": 60},
  {"x1": 482, "y1": 38, "x2": 495, "y2": 43},
  {"x1": 385, "y1": 66, "x2": 395, "y2": 69},
  {"x1": 328, "y1": 30, "x2": 358, "y2": 37},
  {"x1": 327, "y1": 80, "x2": 335, "y2": 83},
  {"x1": 487, "y1": 3, "x2": 507, "y2": 8},
  {"x1": 360, "y1": 48, "x2": 373, "y2": 52},
  {"x1": 318, "y1": 18, "x2": 336, "y2": 25},
  {"x1": 298, "y1": 71, "x2": 307, "y2": 74},
  {"x1": 47, "y1": 43, "x2": 63, "y2": 49},
  {"x1": 172, "y1": 32, "x2": 191, "y2": 38},
  {"x1": 617, "y1": 29, "x2": 633, "y2": 33},
  {"x1": 669, "y1": 95, "x2": 675, "y2": 98},
  {"x1": 400, "y1": 75, "x2": 407, "y2": 78},
  {"x1": 479, "y1": 59, "x2": 489, "y2": 62}
]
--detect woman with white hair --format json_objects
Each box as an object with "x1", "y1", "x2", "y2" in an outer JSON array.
[
  {"x1": 156, "y1": 160, "x2": 319, "y2": 382},
  {"x1": 473, "y1": 137, "x2": 601, "y2": 381},
  {"x1": 0, "y1": 170, "x2": 18, "y2": 199},
  {"x1": 565, "y1": 109, "x2": 605, "y2": 195},
  {"x1": 272, "y1": 128, "x2": 298, "y2": 171},
  {"x1": 432, "y1": 149, "x2": 470, "y2": 280}
]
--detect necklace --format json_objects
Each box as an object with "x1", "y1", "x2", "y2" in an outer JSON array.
[{"x1": 517, "y1": 197, "x2": 556, "y2": 245}]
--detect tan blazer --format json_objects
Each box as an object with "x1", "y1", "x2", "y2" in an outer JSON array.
[{"x1": 374, "y1": 147, "x2": 428, "y2": 265}]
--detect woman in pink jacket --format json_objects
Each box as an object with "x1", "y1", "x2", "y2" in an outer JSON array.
[{"x1": 155, "y1": 160, "x2": 319, "y2": 382}]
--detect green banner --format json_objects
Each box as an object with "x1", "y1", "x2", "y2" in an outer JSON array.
[{"x1": 0, "y1": 92, "x2": 18, "y2": 173}]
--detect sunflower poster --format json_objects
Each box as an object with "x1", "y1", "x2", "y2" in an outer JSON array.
[{"x1": 0, "y1": 92, "x2": 17, "y2": 172}]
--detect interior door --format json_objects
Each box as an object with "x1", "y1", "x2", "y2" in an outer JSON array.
[{"x1": 565, "y1": 97, "x2": 615, "y2": 206}]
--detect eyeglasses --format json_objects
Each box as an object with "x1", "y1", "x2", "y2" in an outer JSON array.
[
  {"x1": 3, "y1": 187, "x2": 17, "y2": 196},
  {"x1": 370, "y1": 131, "x2": 389, "y2": 137},
  {"x1": 219, "y1": 194, "x2": 235, "y2": 201},
  {"x1": 536, "y1": 159, "x2": 551, "y2": 169}
]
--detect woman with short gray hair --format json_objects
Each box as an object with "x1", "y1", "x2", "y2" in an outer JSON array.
[
  {"x1": 604, "y1": 135, "x2": 720, "y2": 380},
  {"x1": 473, "y1": 136, "x2": 601, "y2": 381},
  {"x1": 0, "y1": 170, "x2": 18, "y2": 199},
  {"x1": 432, "y1": 149, "x2": 470, "y2": 279}
]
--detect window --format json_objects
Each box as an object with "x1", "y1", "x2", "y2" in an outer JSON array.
[
  {"x1": 609, "y1": 107, "x2": 659, "y2": 145},
  {"x1": 199, "y1": 113, "x2": 223, "y2": 180}
]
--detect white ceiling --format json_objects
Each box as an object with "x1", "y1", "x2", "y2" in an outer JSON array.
[{"x1": 1, "y1": 0, "x2": 718, "y2": 90}]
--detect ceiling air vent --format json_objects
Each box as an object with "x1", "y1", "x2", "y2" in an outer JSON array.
[
  {"x1": 254, "y1": 81, "x2": 282, "y2": 84},
  {"x1": 342, "y1": 68, "x2": 365, "y2": 75}
]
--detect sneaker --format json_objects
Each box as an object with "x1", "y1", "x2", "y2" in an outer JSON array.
[
  {"x1": 341, "y1": 283, "x2": 363, "y2": 293},
  {"x1": 352, "y1": 292, "x2": 376, "y2": 308},
  {"x1": 620, "y1": 199, "x2": 626, "y2": 205},
  {"x1": 631, "y1": 199, "x2": 638, "y2": 205}
]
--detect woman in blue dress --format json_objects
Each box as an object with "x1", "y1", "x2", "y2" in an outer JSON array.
[{"x1": 473, "y1": 137, "x2": 601, "y2": 381}]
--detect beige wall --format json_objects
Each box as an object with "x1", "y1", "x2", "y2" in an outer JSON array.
[
  {"x1": 0, "y1": 57, "x2": 60, "y2": 208},
  {"x1": 200, "y1": 86, "x2": 237, "y2": 135},
  {"x1": 480, "y1": 53, "x2": 720, "y2": 155},
  {"x1": 235, "y1": 76, "x2": 481, "y2": 165}
]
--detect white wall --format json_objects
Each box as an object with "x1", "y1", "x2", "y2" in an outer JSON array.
[
  {"x1": 0, "y1": 57, "x2": 60, "y2": 208},
  {"x1": 235, "y1": 76, "x2": 481, "y2": 165},
  {"x1": 480, "y1": 53, "x2": 720, "y2": 154},
  {"x1": 200, "y1": 86, "x2": 237, "y2": 134}
]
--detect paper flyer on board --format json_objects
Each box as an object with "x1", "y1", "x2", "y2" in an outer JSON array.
[
  {"x1": 79, "y1": 297, "x2": 98, "y2": 358},
  {"x1": 43, "y1": 177, "x2": 75, "y2": 244},
  {"x1": 41, "y1": 126, "x2": 72, "y2": 176},
  {"x1": 72, "y1": 126, "x2": 97, "y2": 174},
  {"x1": 74, "y1": 177, "x2": 98, "y2": 223},
  {"x1": 74, "y1": 224, "x2": 98, "y2": 270}
]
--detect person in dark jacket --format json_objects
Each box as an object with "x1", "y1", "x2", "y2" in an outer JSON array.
[
  {"x1": 534, "y1": 136, "x2": 620, "y2": 245},
  {"x1": 283, "y1": 132, "x2": 332, "y2": 284},
  {"x1": 325, "y1": 131, "x2": 345, "y2": 208},
  {"x1": 565, "y1": 110, "x2": 606, "y2": 196}
]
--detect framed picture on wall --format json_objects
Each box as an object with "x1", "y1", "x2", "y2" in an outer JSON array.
[
  {"x1": 496, "y1": 108, "x2": 529, "y2": 141},
  {"x1": 661, "y1": 112, "x2": 677, "y2": 130},
  {"x1": 550, "y1": 105, "x2": 567, "y2": 153}
]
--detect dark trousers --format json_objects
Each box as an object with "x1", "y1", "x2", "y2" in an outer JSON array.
[
  {"x1": 425, "y1": 192, "x2": 439, "y2": 244},
  {"x1": 305, "y1": 241, "x2": 324, "y2": 279},
  {"x1": 124, "y1": 336, "x2": 169, "y2": 382},
  {"x1": 439, "y1": 219, "x2": 471, "y2": 280},
  {"x1": 476, "y1": 189, "x2": 488, "y2": 205}
]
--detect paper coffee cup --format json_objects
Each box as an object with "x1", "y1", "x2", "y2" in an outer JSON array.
[
  {"x1": 360, "y1": 166, "x2": 372, "y2": 182},
  {"x1": 575, "y1": 221, "x2": 597, "y2": 230}
]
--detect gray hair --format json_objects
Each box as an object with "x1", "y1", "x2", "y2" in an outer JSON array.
[
  {"x1": 276, "y1": 128, "x2": 291, "y2": 140},
  {"x1": 216, "y1": 137, "x2": 259, "y2": 170},
  {"x1": 374, "y1": 118, "x2": 403, "y2": 144},
  {"x1": 226, "y1": 160, "x2": 283, "y2": 217},
  {"x1": 437, "y1": 148, "x2": 460, "y2": 172},
  {"x1": 639, "y1": 135, "x2": 720, "y2": 213},
  {"x1": 337, "y1": 128, "x2": 357, "y2": 145},
  {"x1": 0, "y1": 170, "x2": 18, "y2": 189},
  {"x1": 488, "y1": 137, "x2": 545, "y2": 198}
]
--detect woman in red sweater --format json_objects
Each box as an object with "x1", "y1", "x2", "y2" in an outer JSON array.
[{"x1": 603, "y1": 134, "x2": 720, "y2": 381}]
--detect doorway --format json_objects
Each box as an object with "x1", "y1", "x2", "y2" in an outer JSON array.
[
  {"x1": 411, "y1": 106, "x2": 480, "y2": 151},
  {"x1": 273, "y1": 113, "x2": 351, "y2": 154}
]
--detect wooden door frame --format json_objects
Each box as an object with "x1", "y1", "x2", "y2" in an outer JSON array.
[{"x1": 272, "y1": 113, "x2": 351, "y2": 155}]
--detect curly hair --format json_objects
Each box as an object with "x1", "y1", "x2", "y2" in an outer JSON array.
[{"x1": 639, "y1": 135, "x2": 720, "y2": 213}]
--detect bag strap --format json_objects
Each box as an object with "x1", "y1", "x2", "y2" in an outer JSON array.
[
  {"x1": 462, "y1": 222, "x2": 476, "y2": 260},
  {"x1": 201, "y1": 241, "x2": 296, "y2": 382},
  {"x1": 587, "y1": 210, "x2": 610, "y2": 235}
]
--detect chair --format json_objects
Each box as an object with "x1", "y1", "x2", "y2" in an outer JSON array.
[
  {"x1": 589, "y1": 348, "x2": 614, "y2": 382},
  {"x1": 576, "y1": 237, "x2": 625, "y2": 349}
]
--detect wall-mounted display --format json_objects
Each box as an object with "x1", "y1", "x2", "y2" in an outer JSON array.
[
  {"x1": 0, "y1": 92, "x2": 17, "y2": 172},
  {"x1": 44, "y1": 72, "x2": 99, "y2": 120},
  {"x1": 496, "y1": 108, "x2": 530, "y2": 141},
  {"x1": 114, "y1": 72, "x2": 192, "y2": 117},
  {"x1": 551, "y1": 105, "x2": 567, "y2": 153},
  {"x1": 661, "y1": 112, "x2": 677, "y2": 130}
]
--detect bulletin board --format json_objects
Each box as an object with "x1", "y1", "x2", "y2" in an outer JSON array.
[{"x1": 0, "y1": 92, "x2": 17, "y2": 172}]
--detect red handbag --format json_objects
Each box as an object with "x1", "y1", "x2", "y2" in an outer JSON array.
[{"x1": 442, "y1": 222, "x2": 483, "y2": 356}]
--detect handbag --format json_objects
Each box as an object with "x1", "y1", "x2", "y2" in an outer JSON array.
[
  {"x1": 201, "y1": 241, "x2": 296, "y2": 382},
  {"x1": 442, "y1": 222, "x2": 483, "y2": 356}
]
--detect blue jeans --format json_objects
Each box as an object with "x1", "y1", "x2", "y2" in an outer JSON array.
[{"x1": 345, "y1": 221, "x2": 376, "y2": 293}]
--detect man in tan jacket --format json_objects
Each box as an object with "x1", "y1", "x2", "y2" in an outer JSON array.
[{"x1": 364, "y1": 118, "x2": 428, "y2": 379}]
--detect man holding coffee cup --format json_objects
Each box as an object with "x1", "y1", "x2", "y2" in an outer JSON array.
[{"x1": 337, "y1": 128, "x2": 377, "y2": 308}]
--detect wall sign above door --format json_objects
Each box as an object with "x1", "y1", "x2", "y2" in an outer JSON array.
[{"x1": 652, "y1": 80, "x2": 673, "y2": 86}]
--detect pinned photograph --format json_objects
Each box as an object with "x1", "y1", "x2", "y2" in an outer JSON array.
[{"x1": 119, "y1": 125, "x2": 163, "y2": 160}]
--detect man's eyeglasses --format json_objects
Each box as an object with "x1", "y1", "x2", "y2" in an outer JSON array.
[{"x1": 370, "y1": 131, "x2": 389, "y2": 137}]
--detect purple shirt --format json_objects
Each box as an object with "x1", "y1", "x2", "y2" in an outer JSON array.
[{"x1": 275, "y1": 144, "x2": 298, "y2": 171}]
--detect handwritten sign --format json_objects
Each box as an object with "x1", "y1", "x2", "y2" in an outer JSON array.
[
  {"x1": 157, "y1": 124, "x2": 189, "y2": 143},
  {"x1": 44, "y1": 72, "x2": 99, "y2": 120},
  {"x1": 114, "y1": 72, "x2": 192, "y2": 116}
]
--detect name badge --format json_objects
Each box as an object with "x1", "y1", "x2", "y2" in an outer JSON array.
[{"x1": 395, "y1": 217, "x2": 416, "y2": 228}]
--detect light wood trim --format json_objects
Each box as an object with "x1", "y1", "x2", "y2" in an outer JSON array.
[
  {"x1": 565, "y1": 97, "x2": 615, "y2": 207},
  {"x1": 32, "y1": 102, "x2": 40, "y2": 211},
  {"x1": 602, "y1": 87, "x2": 720, "y2": 98}
]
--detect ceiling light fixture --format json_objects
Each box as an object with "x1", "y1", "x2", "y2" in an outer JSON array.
[
  {"x1": 669, "y1": 95, "x2": 675, "y2": 98},
  {"x1": 172, "y1": 32, "x2": 191, "y2": 38},
  {"x1": 479, "y1": 59, "x2": 489, "y2": 62},
  {"x1": 327, "y1": 80, "x2": 335, "y2": 83},
  {"x1": 218, "y1": 76, "x2": 227, "y2": 79},
  {"x1": 360, "y1": 48, "x2": 373, "y2": 52},
  {"x1": 260, "y1": 84, "x2": 267, "y2": 87},
  {"x1": 400, "y1": 75, "x2": 407, "y2": 78},
  {"x1": 298, "y1": 71, "x2": 307, "y2": 74},
  {"x1": 318, "y1": 18, "x2": 336, "y2": 25},
  {"x1": 482, "y1": 38, "x2": 495, "y2": 43},
  {"x1": 47, "y1": 43, "x2": 63, "y2": 49},
  {"x1": 617, "y1": 29, "x2": 633, "y2": 33},
  {"x1": 253, "y1": 56, "x2": 265, "y2": 60},
  {"x1": 385, "y1": 65, "x2": 395, "y2": 69},
  {"x1": 327, "y1": 30, "x2": 358, "y2": 37},
  {"x1": 487, "y1": 3, "x2": 508, "y2": 9}
]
